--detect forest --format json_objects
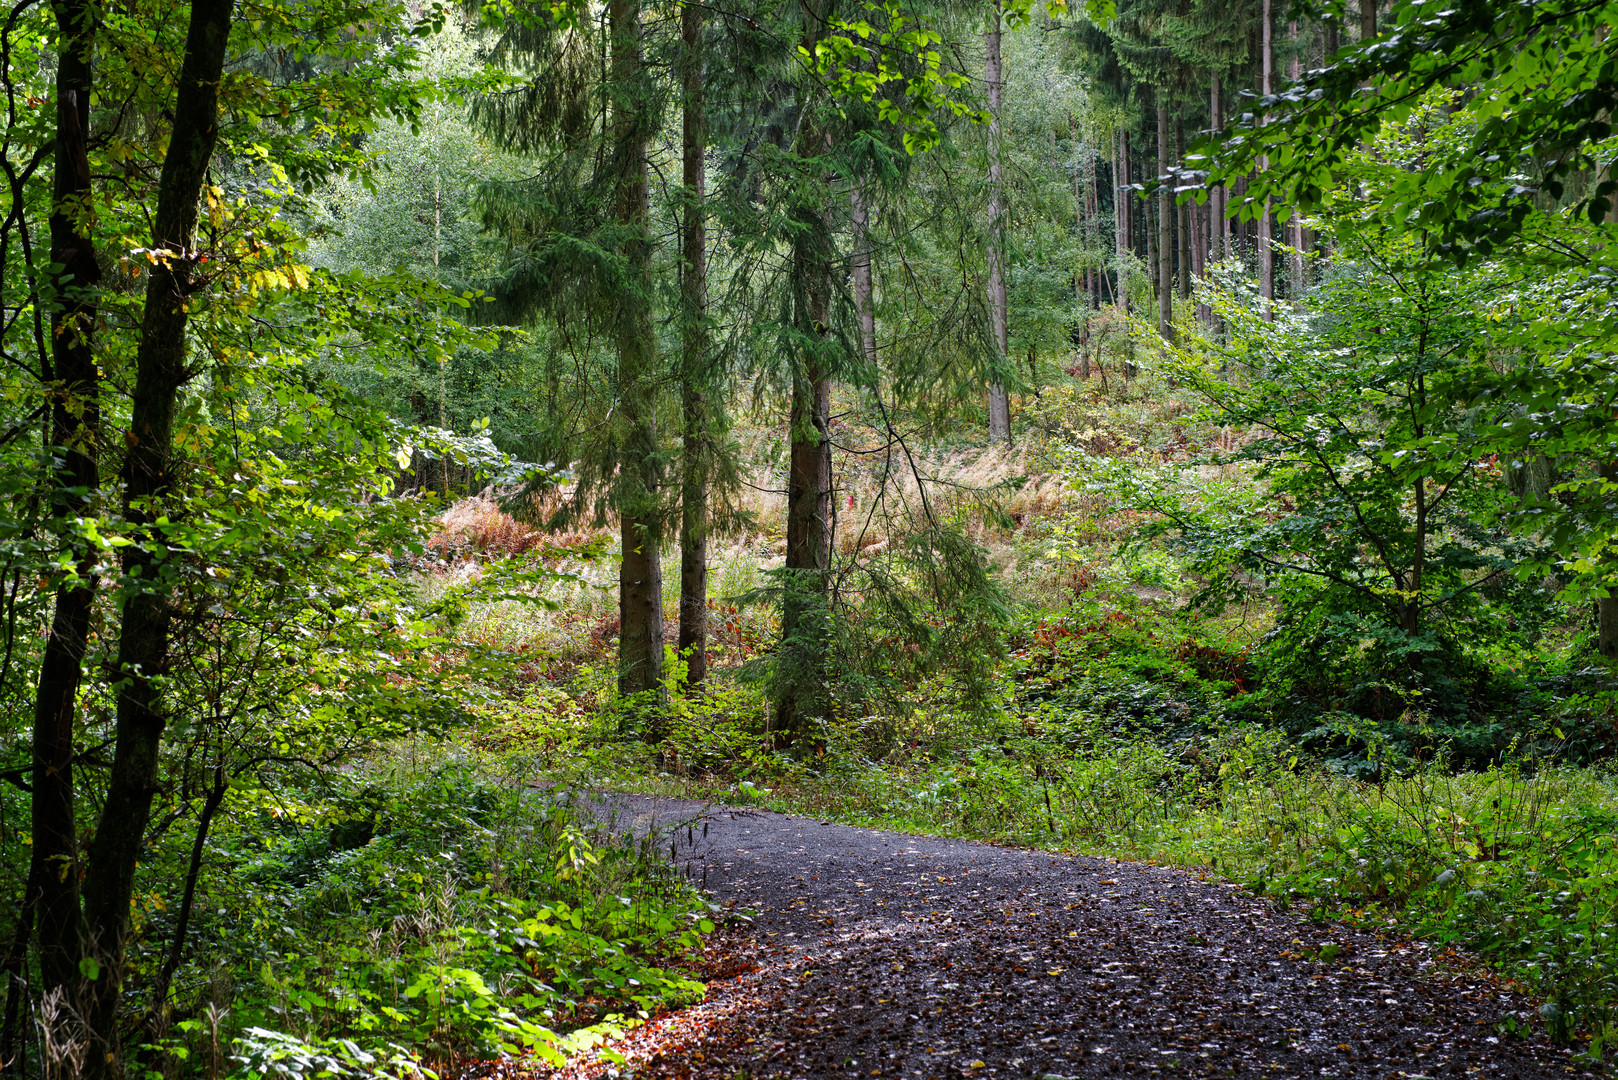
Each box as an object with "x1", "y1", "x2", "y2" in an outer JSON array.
[{"x1": 1, "y1": 0, "x2": 1616, "y2": 1075}]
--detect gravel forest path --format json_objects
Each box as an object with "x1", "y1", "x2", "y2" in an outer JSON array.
[{"x1": 547, "y1": 798, "x2": 1600, "y2": 1080}]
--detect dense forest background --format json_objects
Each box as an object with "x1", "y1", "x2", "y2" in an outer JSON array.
[{"x1": 1, "y1": 0, "x2": 1616, "y2": 1074}]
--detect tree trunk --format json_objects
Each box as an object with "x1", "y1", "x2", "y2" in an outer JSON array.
[
  {"x1": 1186, "y1": 114, "x2": 1207, "y2": 322},
  {"x1": 1121, "y1": 130, "x2": 1132, "y2": 254},
  {"x1": 678, "y1": 0, "x2": 708, "y2": 688},
  {"x1": 1258, "y1": 0, "x2": 1275, "y2": 321},
  {"x1": 1404, "y1": 477, "x2": 1426, "y2": 635},
  {"x1": 777, "y1": 216, "x2": 834, "y2": 744},
  {"x1": 985, "y1": 4, "x2": 1011, "y2": 445},
  {"x1": 81, "y1": 1, "x2": 234, "y2": 1072},
  {"x1": 1210, "y1": 74, "x2": 1227, "y2": 262},
  {"x1": 1089, "y1": 156, "x2": 1104, "y2": 308},
  {"x1": 1074, "y1": 147, "x2": 1087, "y2": 316},
  {"x1": 610, "y1": 0, "x2": 666, "y2": 699},
  {"x1": 1287, "y1": 21, "x2": 1305, "y2": 297},
  {"x1": 852, "y1": 187, "x2": 877, "y2": 377},
  {"x1": 1175, "y1": 115, "x2": 1191, "y2": 299},
  {"x1": 1114, "y1": 131, "x2": 1129, "y2": 314},
  {"x1": 27, "y1": 0, "x2": 100, "y2": 1019},
  {"x1": 1156, "y1": 102, "x2": 1174, "y2": 343},
  {"x1": 1601, "y1": 461, "x2": 1618, "y2": 657}
]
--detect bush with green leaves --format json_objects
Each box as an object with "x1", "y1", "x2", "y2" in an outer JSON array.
[
  {"x1": 135, "y1": 755, "x2": 710, "y2": 1077},
  {"x1": 1081, "y1": 179, "x2": 1574, "y2": 756}
]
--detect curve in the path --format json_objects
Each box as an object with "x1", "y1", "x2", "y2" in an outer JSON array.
[{"x1": 587, "y1": 798, "x2": 1599, "y2": 1080}]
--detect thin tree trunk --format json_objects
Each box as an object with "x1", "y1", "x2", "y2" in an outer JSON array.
[
  {"x1": 610, "y1": 0, "x2": 666, "y2": 699},
  {"x1": 1175, "y1": 115, "x2": 1190, "y2": 299},
  {"x1": 1121, "y1": 130, "x2": 1132, "y2": 254},
  {"x1": 1211, "y1": 74, "x2": 1227, "y2": 261},
  {"x1": 148, "y1": 763, "x2": 226, "y2": 1025},
  {"x1": 0, "y1": 863, "x2": 36, "y2": 1075},
  {"x1": 28, "y1": 0, "x2": 99, "y2": 1015},
  {"x1": 678, "y1": 0, "x2": 708, "y2": 688},
  {"x1": 852, "y1": 189, "x2": 877, "y2": 376},
  {"x1": 1405, "y1": 479, "x2": 1426, "y2": 635},
  {"x1": 1089, "y1": 157, "x2": 1104, "y2": 307},
  {"x1": 1258, "y1": 0, "x2": 1275, "y2": 321},
  {"x1": 81, "y1": 1, "x2": 234, "y2": 1072},
  {"x1": 1156, "y1": 102, "x2": 1174, "y2": 343},
  {"x1": 1114, "y1": 131, "x2": 1129, "y2": 314},
  {"x1": 1288, "y1": 20, "x2": 1305, "y2": 296},
  {"x1": 1074, "y1": 147, "x2": 1087, "y2": 315},
  {"x1": 985, "y1": 4, "x2": 1011, "y2": 445},
  {"x1": 1186, "y1": 115, "x2": 1207, "y2": 322},
  {"x1": 1600, "y1": 466, "x2": 1618, "y2": 656}
]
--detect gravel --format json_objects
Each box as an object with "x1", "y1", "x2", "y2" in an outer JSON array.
[{"x1": 544, "y1": 797, "x2": 1604, "y2": 1079}]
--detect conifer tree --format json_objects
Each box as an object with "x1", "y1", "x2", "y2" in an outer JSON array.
[
  {"x1": 679, "y1": 0, "x2": 711, "y2": 686},
  {"x1": 472, "y1": 2, "x2": 669, "y2": 699},
  {"x1": 985, "y1": 1, "x2": 1012, "y2": 443}
]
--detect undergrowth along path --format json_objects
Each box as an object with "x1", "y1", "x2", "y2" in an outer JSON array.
[{"x1": 556, "y1": 798, "x2": 1601, "y2": 1079}]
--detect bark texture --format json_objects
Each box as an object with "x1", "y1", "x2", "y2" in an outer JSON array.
[{"x1": 610, "y1": 0, "x2": 666, "y2": 698}]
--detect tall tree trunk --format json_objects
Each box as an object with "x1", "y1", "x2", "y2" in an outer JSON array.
[
  {"x1": 852, "y1": 187, "x2": 877, "y2": 376},
  {"x1": 1258, "y1": 0, "x2": 1275, "y2": 321},
  {"x1": 1185, "y1": 116, "x2": 1207, "y2": 322},
  {"x1": 1601, "y1": 459, "x2": 1618, "y2": 653},
  {"x1": 26, "y1": 0, "x2": 100, "y2": 1019},
  {"x1": 1210, "y1": 74, "x2": 1227, "y2": 262},
  {"x1": 1121, "y1": 130, "x2": 1132, "y2": 255},
  {"x1": 1175, "y1": 115, "x2": 1191, "y2": 299},
  {"x1": 1114, "y1": 131, "x2": 1129, "y2": 314},
  {"x1": 610, "y1": 0, "x2": 666, "y2": 699},
  {"x1": 1074, "y1": 145, "x2": 1087, "y2": 316},
  {"x1": 678, "y1": 0, "x2": 708, "y2": 688},
  {"x1": 1156, "y1": 102, "x2": 1174, "y2": 343},
  {"x1": 1287, "y1": 20, "x2": 1305, "y2": 296},
  {"x1": 774, "y1": 3, "x2": 842, "y2": 745},
  {"x1": 81, "y1": 1, "x2": 233, "y2": 1072},
  {"x1": 778, "y1": 211, "x2": 834, "y2": 744},
  {"x1": 1089, "y1": 156, "x2": 1104, "y2": 308},
  {"x1": 985, "y1": 4, "x2": 1011, "y2": 445},
  {"x1": 1359, "y1": 0, "x2": 1376, "y2": 46}
]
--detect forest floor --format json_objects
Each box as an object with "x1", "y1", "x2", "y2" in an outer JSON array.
[{"x1": 516, "y1": 797, "x2": 1603, "y2": 1080}]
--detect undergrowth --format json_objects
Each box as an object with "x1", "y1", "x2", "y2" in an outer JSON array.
[{"x1": 135, "y1": 751, "x2": 711, "y2": 1079}]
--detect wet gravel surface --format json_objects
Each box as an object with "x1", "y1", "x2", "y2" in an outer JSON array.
[{"x1": 566, "y1": 798, "x2": 1602, "y2": 1079}]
